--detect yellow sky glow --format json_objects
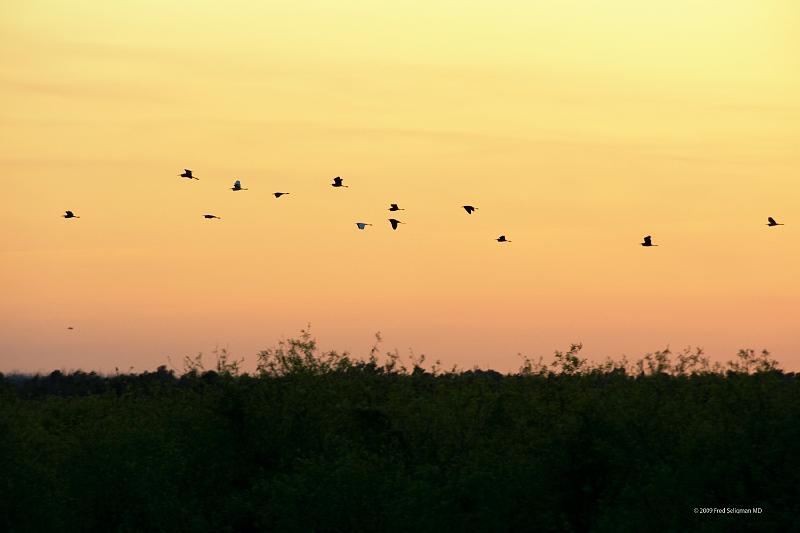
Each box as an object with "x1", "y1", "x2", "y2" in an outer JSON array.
[{"x1": 1, "y1": 1, "x2": 798, "y2": 372}]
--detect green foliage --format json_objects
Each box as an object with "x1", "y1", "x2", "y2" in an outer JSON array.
[
  {"x1": 727, "y1": 349, "x2": 780, "y2": 374},
  {"x1": 0, "y1": 332, "x2": 796, "y2": 532},
  {"x1": 255, "y1": 326, "x2": 355, "y2": 376}
]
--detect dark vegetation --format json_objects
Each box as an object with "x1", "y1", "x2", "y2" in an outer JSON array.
[{"x1": 1, "y1": 330, "x2": 797, "y2": 532}]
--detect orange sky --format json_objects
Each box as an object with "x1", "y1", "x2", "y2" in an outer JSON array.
[{"x1": 1, "y1": 1, "x2": 798, "y2": 373}]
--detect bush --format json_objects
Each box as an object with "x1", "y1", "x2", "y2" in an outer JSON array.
[{"x1": 0, "y1": 331, "x2": 794, "y2": 532}]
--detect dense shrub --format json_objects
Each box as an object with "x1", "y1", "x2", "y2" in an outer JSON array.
[{"x1": 1, "y1": 332, "x2": 796, "y2": 532}]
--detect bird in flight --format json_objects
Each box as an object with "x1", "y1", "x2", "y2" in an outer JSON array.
[
  {"x1": 389, "y1": 203, "x2": 404, "y2": 211},
  {"x1": 389, "y1": 218, "x2": 404, "y2": 230},
  {"x1": 63, "y1": 210, "x2": 79, "y2": 219},
  {"x1": 641, "y1": 235, "x2": 658, "y2": 247},
  {"x1": 463, "y1": 205, "x2": 477, "y2": 214},
  {"x1": 767, "y1": 217, "x2": 784, "y2": 227},
  {"x1": 356, "y1": 222, "x2": 372, "y2": 230},
  {"x1": 231, "y1": 180, "x2": 247, "y2": 191},
  {"x1": 274, "y1": 192, "x2": 289, "y2": 198},
  {"x1": 203, "y1": 214, "x2": 221, "y2": 220},
  {"x1": 331, "y1": 176, "x2": 348, "y2": 188},
  {"x1": 67, "y1": 326, "x2": 74, "y2": 330},
  {"x1": 496, "y1": 235, "x2": 510, "y2": 243},
  {"x1": 179, "y1": 169, "x2": 198, "y2": 180}
]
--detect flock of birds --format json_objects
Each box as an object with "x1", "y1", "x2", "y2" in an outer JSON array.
[{"x1": 59, "y1": 169, "x2": 787, "y2": 247}]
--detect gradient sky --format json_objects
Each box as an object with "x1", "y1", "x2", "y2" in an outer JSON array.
[{"x1": 1, "y1": 1, "x2": 798, "y2": 373}]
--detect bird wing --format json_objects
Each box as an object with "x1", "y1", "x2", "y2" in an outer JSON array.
[
  {"x1": 643, "y1": 236, "x2": 652, "y2": 245},
  {"x1": 390, "y1": 219, "x2": 398, "y2": 229},
  {"x1": 768, "y1": 217, "x2": 776, "y2": 224},
  {"x1": 66, "y1": 211, "x2": 74, "y2": 216},
  {"x1": 234, "y1": 180, "x2": 241, "y2": 188},
  {"x1": 184, "y1": 169, "x2": 191, "y2": 174}
]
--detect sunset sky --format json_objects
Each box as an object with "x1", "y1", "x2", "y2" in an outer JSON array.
[{"x1": 1, "y1": 1, "x2": 798, "y2": 373}]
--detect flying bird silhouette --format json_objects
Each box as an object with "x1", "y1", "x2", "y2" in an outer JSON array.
[
  {"x1": 641, "y1": 235, "x2": 658, "y2": 247},
  {"x1": 63, "y1": 211, "x2": 79, "y2": 219},
  {"x1": 463, "y1": 205, "x2": 477, "y2": 214},
  {"x1": 67, "y1": 326, "x2": 74, "y2": 330},
  {"x1": 203, "y1": 214, "x2": 221, "y2": 220},
  {"x1": 231, "y1": 180, "x2": 247, "y2": 191},
  {"x1": 496, "y1": 235, "x2": 510, "y2": 243},
  {"x1": 389, "y1": 218, "x2": 404, "y2": 230},
  {"x1": 274, "y1": 192, "x2": 289, "y2": 198},
  {"x1": 331, "y1": 176, "x2": 348, "y2": 188},
  {"x1": 767, "y1": 217, "x2": 784, "y2": 227},
  {"x1": 356, "y1": 222, "x2": 372, "y2": 230},
  {"x1": 389, "y1": 203, "x2": 404, "y2": 211},
  {"x1": 179, "y1": 169, "x2": 198, "y2": 180}
]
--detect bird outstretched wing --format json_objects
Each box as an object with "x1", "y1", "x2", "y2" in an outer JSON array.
[
  {"x1": 643, "y1": 236, "x2": 652, "y2": 245},
  {"x1": 768, "y1": 217, "x2": 777, "y2": 225},
  {"x1": 65, "y1": 211, "x2": 74, "y2": 217}
]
